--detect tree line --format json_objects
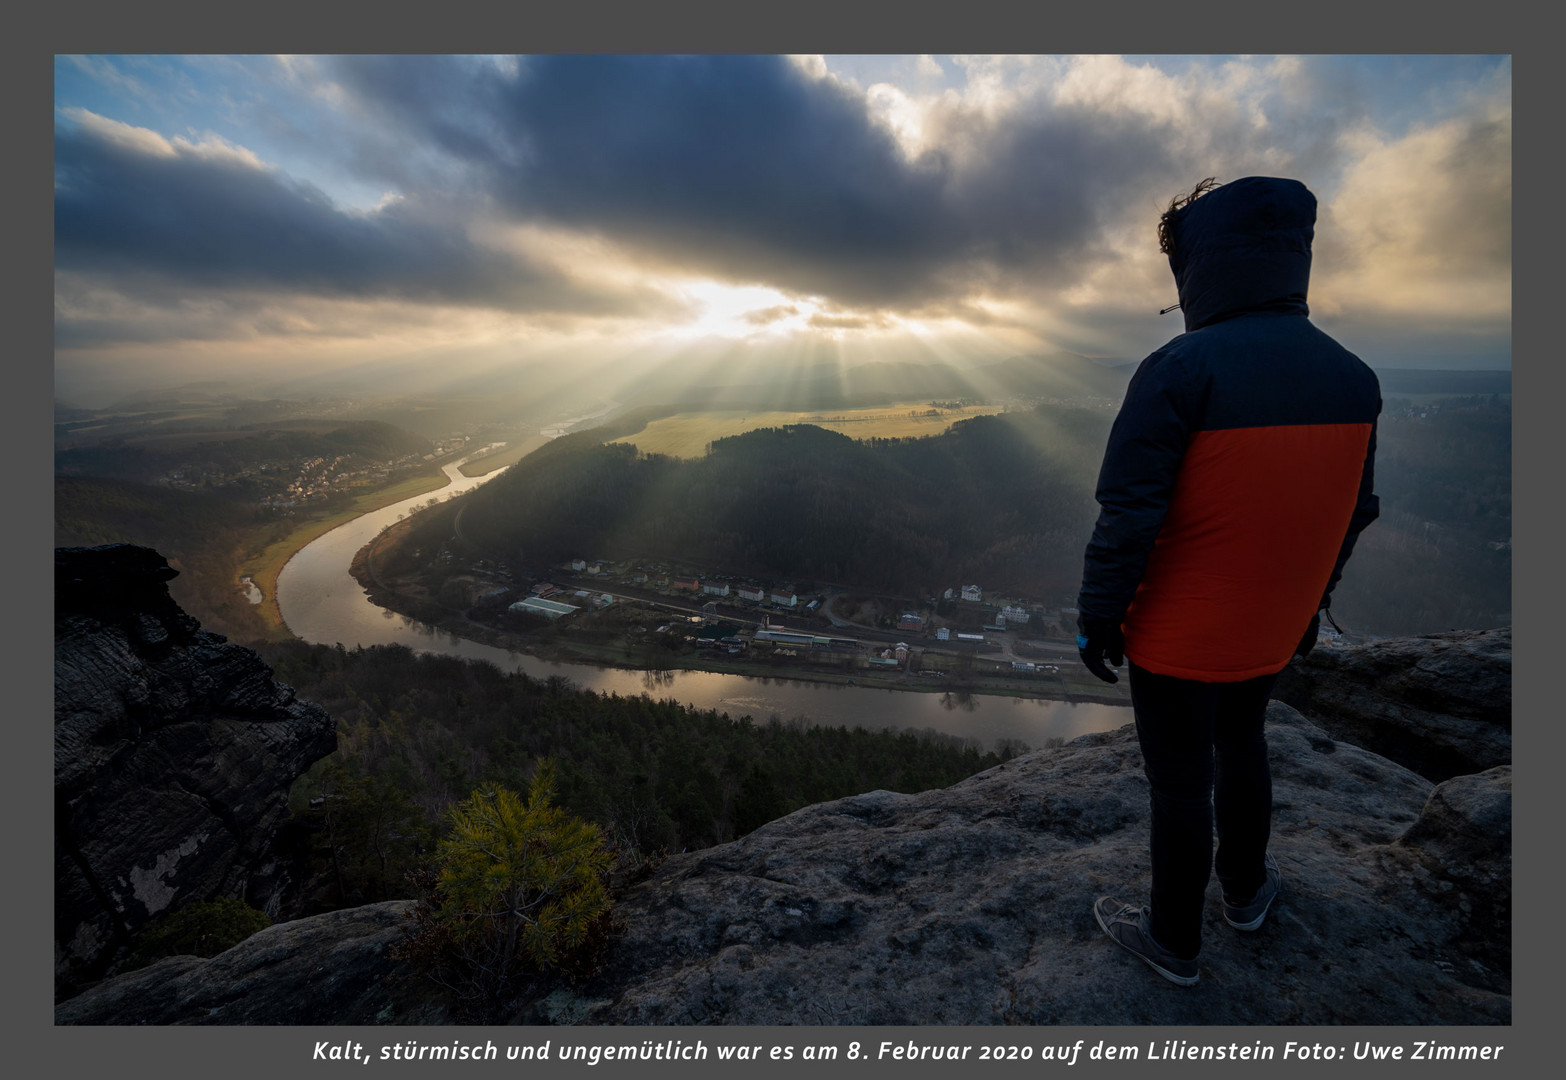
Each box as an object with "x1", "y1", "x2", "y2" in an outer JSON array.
[{"x1": 261, "y1": 641, "x2": 1012, "y2": 914}]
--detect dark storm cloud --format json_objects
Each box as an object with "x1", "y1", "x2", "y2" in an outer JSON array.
[
  {"x1": 323, "y1": 55, "x2": 1189, "y2": 309},
  {"x1": 55, "y1": 55, "x2": 1510, "y2": 352},
  {"x1": 52, "y1": 112, "x2": 670, "y2": 318}
]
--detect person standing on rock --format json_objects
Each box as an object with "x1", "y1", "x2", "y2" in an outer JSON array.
[{"x1": 1075, "y1": 176, "x2": 1381, "y2": 985}]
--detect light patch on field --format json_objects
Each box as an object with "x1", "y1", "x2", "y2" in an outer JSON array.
[{"x1": 610, "y1": 404, "x2": 1007, "y2": 458}]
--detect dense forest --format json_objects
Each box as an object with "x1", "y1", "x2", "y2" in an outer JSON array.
[
  {"x1": 260, "y1": 641, "x2": 1012, "y2": 911},
  {"x1": 459, "y1": 405, "x2": 1113, "y2": 603},
  {"x1": 453, "y1": 395, "x2": 1510, "y2": 636}
]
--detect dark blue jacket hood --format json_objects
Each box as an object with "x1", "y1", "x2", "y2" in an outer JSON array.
[{"x1": 1167, "y1": 176, "x2": 1315, "y2": 333}]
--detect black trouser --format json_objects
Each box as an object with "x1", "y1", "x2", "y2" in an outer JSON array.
[{"x1": 1129, "y1": 662, "x2": 1279, "y2": 960}]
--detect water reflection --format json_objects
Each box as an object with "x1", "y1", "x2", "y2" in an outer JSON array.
[
  {"x1": 276, "y1": 452, "x2": 1132, "y2": 749},
  {"x1": 642, "y1": 669, "x2": 677, "y2": 690}
]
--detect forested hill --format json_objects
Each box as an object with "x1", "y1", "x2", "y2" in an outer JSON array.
[
  {"x1": 456, "y1": 393, "x2": 1509, "y2": 637},
  {"x1": 458, "y1": 405, "x2": 1114, "y2": 600}
]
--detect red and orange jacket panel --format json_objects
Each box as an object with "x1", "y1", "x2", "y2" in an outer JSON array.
[{"x1": 1078, "y1": 177, "x2": 1380, "y2": 682}]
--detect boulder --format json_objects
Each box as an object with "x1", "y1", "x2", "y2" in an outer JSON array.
[
  {"x1": 1272, "y1": 627, "x2": 1510, "y2": 782},
  {"x1": 53, "y1": 901, "x2": 446, "y2": 1025}
]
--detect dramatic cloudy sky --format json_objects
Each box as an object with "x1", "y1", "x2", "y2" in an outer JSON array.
[{"x1": 54, "y1": 54, "x2": 1511, "y2": 405}]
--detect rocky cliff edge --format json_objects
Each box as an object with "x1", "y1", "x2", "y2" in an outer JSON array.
[
  {"x1": 55, "y1": 545, "x2": 336, "y2": 997},
  {"x1": 57, "y1": 628, "x2": 1510, "y2": 1025}
]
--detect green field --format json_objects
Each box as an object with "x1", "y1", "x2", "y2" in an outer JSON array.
[
  {"x1": 457, "y1": 434, "x2": 551, "y2": 477},
  {"x1": 609, "y1": 403, "x2": 1007, "y2": 458}
]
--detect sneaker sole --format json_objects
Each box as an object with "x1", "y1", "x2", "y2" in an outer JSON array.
[
  {"x1": 1094, "y1": 904, "x2": 1200, "y2": 986},
  {"x1": 1223, "y1": 893, "x2": 1277, "y2": 932}
]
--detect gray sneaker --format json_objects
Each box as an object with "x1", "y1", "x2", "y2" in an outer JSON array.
[
  {"x1": 1093, "y1": 897, "x2": 1199, "y2": 985},
  {"x1": 1222, "y1": 853, "x2": 1282, "y2": 931}
]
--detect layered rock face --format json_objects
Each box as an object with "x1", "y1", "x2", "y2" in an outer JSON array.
[
  {"x1": 1273, "y1": 627, "x2": 1511, "y2": 781},
  {"x1": 55, "y1": 545, "x2": 336, "y2": 996}
]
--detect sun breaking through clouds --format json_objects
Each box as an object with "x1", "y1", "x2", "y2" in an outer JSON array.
[{"x1": 54, "y1": 54, "x2": 1510, "y2": 405}]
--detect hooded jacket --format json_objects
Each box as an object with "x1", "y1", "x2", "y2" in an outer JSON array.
[{"x1": 1078, "y1": 177, "x2": 1380, "y2": 681}]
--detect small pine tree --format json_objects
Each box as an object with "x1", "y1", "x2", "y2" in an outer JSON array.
[{"x1": 413, "y1": 760, "x2": 614, "y2": 1007}]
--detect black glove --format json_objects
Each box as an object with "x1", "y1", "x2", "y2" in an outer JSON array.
[
  {"x1": 1294, "y1": 611, "x2": 1321, "y2": 659},
  {"x1": 1076, "y1": 614, "x2": 1125, "y2": 685}
]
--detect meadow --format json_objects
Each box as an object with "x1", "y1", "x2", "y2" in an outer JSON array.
[{"x1": 609, "y1": 403, "x2": 1007, "y2": 458}]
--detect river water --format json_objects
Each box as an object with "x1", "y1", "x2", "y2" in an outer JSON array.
[{"x1": 276, "y1": 454, "x2": 1131, "y2": 751}]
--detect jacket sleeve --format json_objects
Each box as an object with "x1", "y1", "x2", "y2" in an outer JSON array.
[
  {"x1": 1077, "y1": 350, "x2": 1199, "y2": 622},
  {"x1": 1319, "y1": 414, "x2": 1380, "y2": 610}
]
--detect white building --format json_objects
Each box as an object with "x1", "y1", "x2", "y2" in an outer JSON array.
[
  {"x1": 961, "y1": 585, "x2": 982, "y2": 603},
  {"x1": 510, "y1": 597, "x2": 578, "y2": 620}
]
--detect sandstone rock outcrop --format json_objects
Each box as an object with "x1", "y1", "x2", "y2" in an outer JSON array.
[
  {"x1": 536, "y1": 702, "x2": 1508, "y2": 1025},
  {"x1": 67, "y1": 704, "x2": 1509, "y2": 1025},
  {"x1": 53, "y1": 901, "x2": 441, "y2": 1025},
  {"x1": 56, "y1": 609, "x2": 1510, "y2": 1026},
  {"x1": 1272, "y1": 627, "x2": 1510, "y2": 782},
  {"x1": 55, "y1": 545, "x2": 337, "y2": 997}
]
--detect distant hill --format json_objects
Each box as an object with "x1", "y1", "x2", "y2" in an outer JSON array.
[
  {"x1": 55, "y1": 420, "x2": 430, "y2": 484},
  {"x1": 1371, "y1": 368, "x2": 1512, "y2": 396}
]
